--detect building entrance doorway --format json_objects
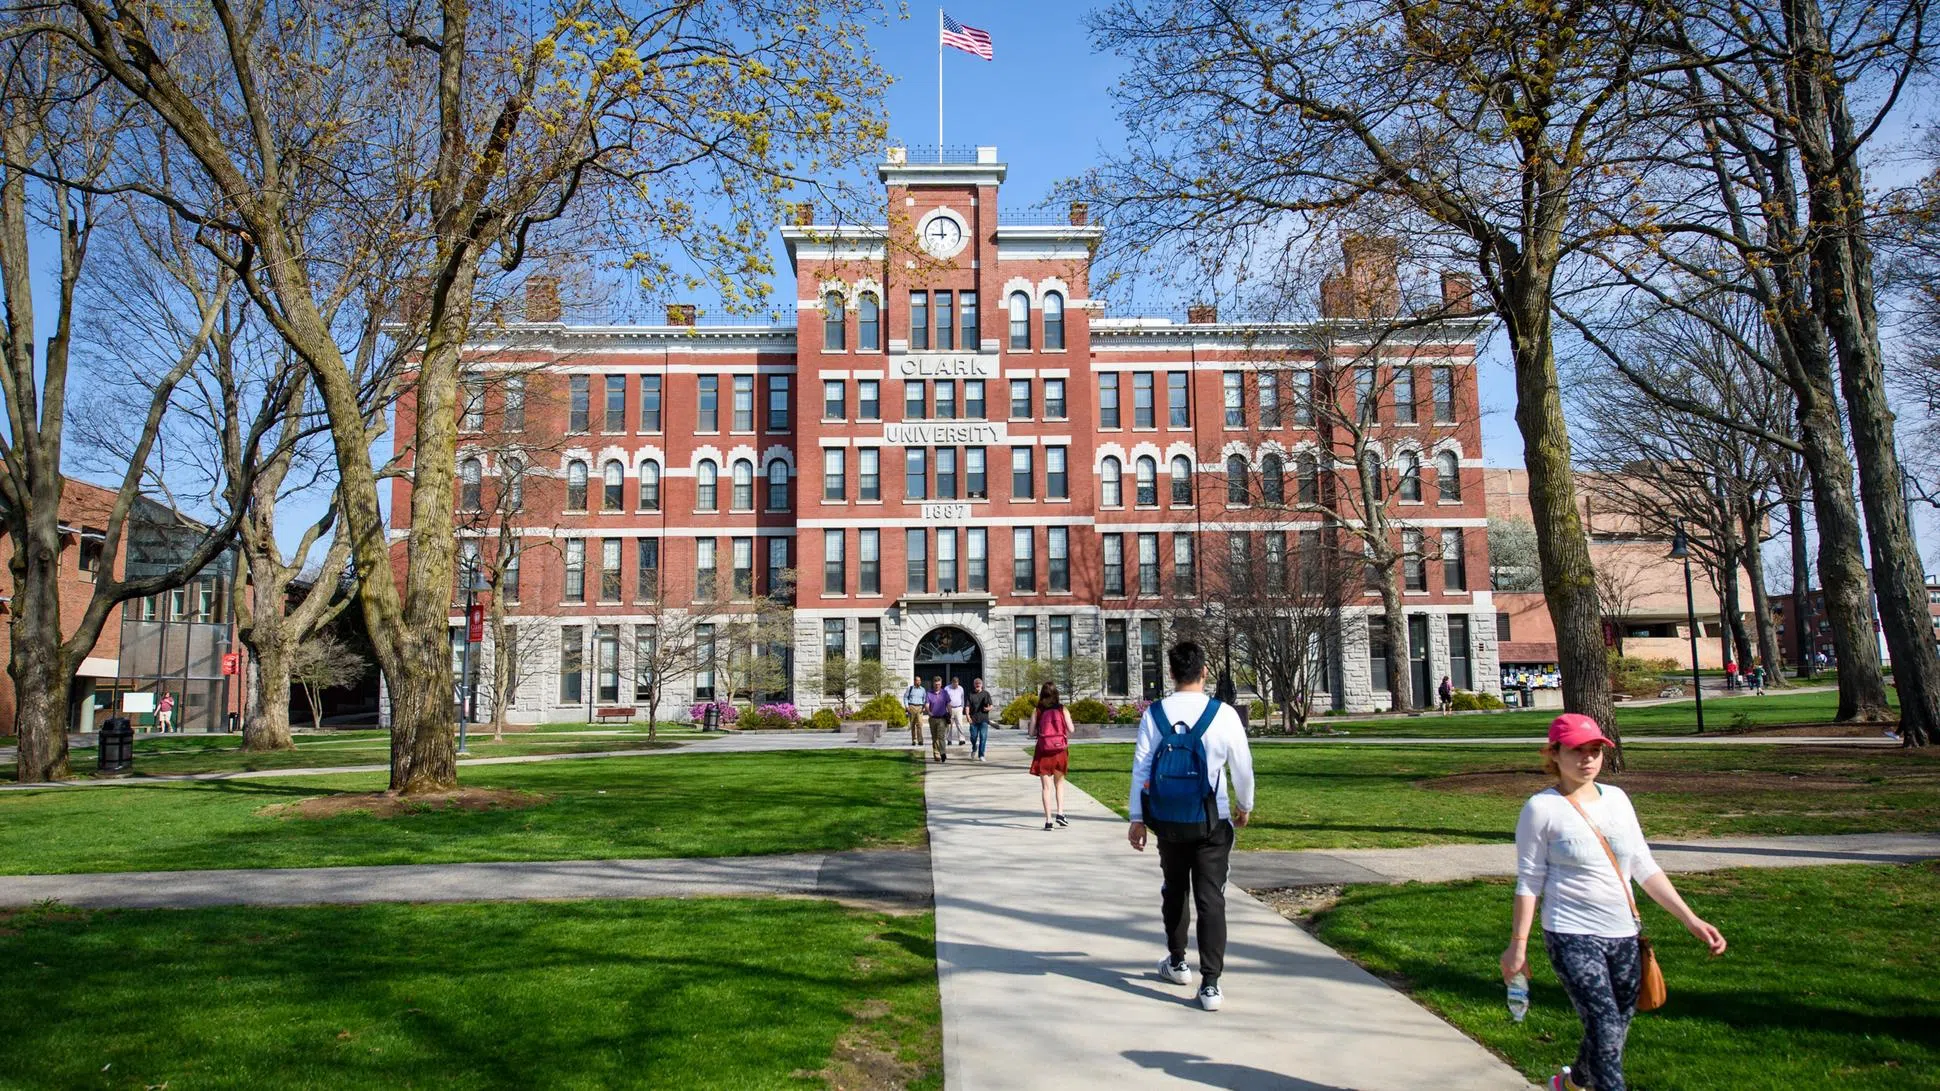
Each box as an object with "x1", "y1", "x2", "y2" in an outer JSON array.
[
  {"x1": 913, "y1": 626, "x2": 984, "y2": 691},
  {"x1": 1408, "y1": 614, "x2": 1432, "y2": 709}
]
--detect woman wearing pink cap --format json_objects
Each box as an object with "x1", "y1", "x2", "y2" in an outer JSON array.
[{"x1": 1501, "y1": 713, "x2": 1727, "y2": 1091}]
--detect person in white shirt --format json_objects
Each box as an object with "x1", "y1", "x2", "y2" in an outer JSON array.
[
  {"x1": 1127, "y1": 640, "x2": 1255, "y2": 1013},
  {"x1": 946, "y1": 676, "x2": 968, "y2": 745},
  {"x1": 1503, "y1": 713, "x2": 1727, "y2": 1091}
]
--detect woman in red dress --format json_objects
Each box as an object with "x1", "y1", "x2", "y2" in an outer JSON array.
[{"x1": 1030, "y1": 682, "x2": 1071, "y2": 830}]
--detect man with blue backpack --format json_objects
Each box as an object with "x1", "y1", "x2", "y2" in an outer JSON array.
[{"x1": 1127, "y1": 639, "x2": 1256, "y2": 1012}]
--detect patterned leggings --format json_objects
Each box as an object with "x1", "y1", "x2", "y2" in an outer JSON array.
[{"x1": 1543, "y1": 931, "x2": 1642, "y2": 1091}]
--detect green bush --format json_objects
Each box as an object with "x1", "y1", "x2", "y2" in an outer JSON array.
[
  {"x1": 809, "y1": 708, "x2": 841, "y2": 731},
  {"x1": 1067, "y1": 697, "x2": 1111, "y2": 724},
  {"x1": 1110, "y1": 702, "x2": 1143, "y2": 724},
  {"x1": 1608, "y1": 652, "x2": 1681, "y2": 697},
  {"x1": 854, "y1": 693, "x2": 909, "y2": 723},
  {"x1": 1002, "y1": 693, "x2": 1039, "y2": 725}
]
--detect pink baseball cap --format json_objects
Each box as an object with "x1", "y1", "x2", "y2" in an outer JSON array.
[{"x1": 1548, "y1": 713, "x2": 1613, "y2": 750}]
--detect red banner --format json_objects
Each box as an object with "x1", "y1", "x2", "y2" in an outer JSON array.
[
  {"x1": 467, "y1": 602, "x2": 486, "y2": 643},
  {"x1": 221, "y1": 652, "x2": 240, "y2": 675}
]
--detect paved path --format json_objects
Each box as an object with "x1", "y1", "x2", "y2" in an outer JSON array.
[
  {"x1": 925, "y1": 746, "x2": 1530, "y2": 1091},
  {"x1": 1232, "y1": 832, "x2": 1940, "y2": 889},
  {"x1": 0, "y1": 848, "x2": 930, "y2": 910}
]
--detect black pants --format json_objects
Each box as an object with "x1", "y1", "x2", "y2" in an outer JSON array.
[{"x1": 1158, "y1": 820, "x2": 1234, "y2": 982}]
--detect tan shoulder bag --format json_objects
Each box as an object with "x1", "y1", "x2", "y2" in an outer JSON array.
[{"x1": 1564, "y1": 793, "x2": 1668, "y2": 1012}]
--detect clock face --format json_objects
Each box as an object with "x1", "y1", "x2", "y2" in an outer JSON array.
[{"x1": 921, "y1": 215, "x2": 964, "y2": 257}]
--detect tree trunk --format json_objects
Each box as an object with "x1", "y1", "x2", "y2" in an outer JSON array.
[
  {"x1": 1740, "y1": 506, "x2": 1786, "y2": 689},
  {"x1": 489, "y1": 595, "x2": 511, "y2": 743},
  {"x1": 386, "y1": 635, "x2": 457, "y2": 794},
  {"x1": 9, "y1": 629, "x2": 73, "y2": 783},
  {"x1": 242, "y1": 634, "x2": 295, "y2": 751},
  {"x1": 1502, "y1": 278, "x2": 1617, "y2": 759},
  {"x1": 1380, "y1": 574, "x2": 1410, "y2": 713},
  {"x1": 1787, "y1": 0, "x2": 1937, "y2": 746},
  {"x1": 1787, "y1": 488, "x2": 1813, "y2": 680},
  {"x1": 1721, "y1": 552, "x2": 1755, "y2": 675},
  {"x1": 1796, "y1": 387, "x2": 1892, "y2": 719}
]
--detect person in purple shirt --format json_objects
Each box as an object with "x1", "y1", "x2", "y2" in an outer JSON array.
[{"x1": 924, "y1": 676, "x2": 952, "y2": 763}]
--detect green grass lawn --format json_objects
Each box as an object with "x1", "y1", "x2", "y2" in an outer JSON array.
[
  {"x1": 0, "y1": 897, "x2": 940, "y2": 1090},
  {"x1": 1310, "y1": 863, "x2": 1940, "y2": 1089},
  {"x1": 0, "y1": 751, "x2": 926, "y2": 874},
  {"x1": 1, "y1": 730, "x2": 688, "y2": 780},
  {"x1": 1064, "y1": 742, "x2": 1940, "y2": 850},
  {"x1": 1303, "y1": 686, "x2": 1883, "y2": 739}
]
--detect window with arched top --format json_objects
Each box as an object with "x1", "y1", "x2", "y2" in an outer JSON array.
[
  {"x1": 1398, "y1": 451, "x2": 1422, "y2": 502},
  {"x1": 1226, "y1": 454, "x2": 1250, "y2": 505},
  {"x1": 732, "y1": 459, "x2": 754, "y2": 511},
  {"x1": 459, "y1": 458, "x2": 482, "y2": 511},
  {"x1": 1296, "y1": 453, "x2": 1319, "y2": 505},
  {"x1": 1262, "y1": 453, "x2": 1285, "y2": 505},
  {"x1": 565, "y1": 459, "x2": 588, "y2": 510},
  {"x1": 1436, "y1": 451, "x2": 1462, "y2": 501},
  {"x1": 639, "y1": 459, "x2": 661, "y2": 511},
  {"x1": 766, "y1": 459, "x2": 789, "y2": 510},
  {"x1": 822, "y1": 291, "x2": 845, "y2": 350},
  {"x1": 1171, "y1": 455, "x2": 1193, "y2": 505},
  {"x1": 602, "y1": 460, "x2": 624, "y2": 511},
  {"x1": 1043, "y1": 291, "x2": 1065, "y2": 351},
  {"x1": 1101, "y1": 456, "x2": 1123, "y2": 507},
  {"x1": 696, "y1": 459, "x2": 718, "y2": 511},
  {"x1": 501, "y1": 455, "x2": 524, "y2": 512},
  {"x1": 1135, "y1": 456, "x2": 1158, "y2": 506},
  {"x1": 859, "y1": 292, "x2": 880, "y2": 352},
  {"x1": 1009, "y1": 291, "x2": 1031, "y2": 350}
]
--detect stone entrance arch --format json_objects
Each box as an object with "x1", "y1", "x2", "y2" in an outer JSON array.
[{"x1": 913, "y1": 626, "x2": 985, "y2": 690}]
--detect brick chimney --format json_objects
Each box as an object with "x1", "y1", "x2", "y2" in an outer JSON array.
[
  {"x1": 1068, "y1": 201, "x2": 1089, "y2": 226},
  {"x1": 1186, "y1": 303, "x2": 1218, "y2": 324},
  {"x1": 524, "y1": 275, "x2": 561, "y2": 323},
  {"x1": 394, "y1": 275, "x2": 432, "y2": 324},
  {"x1": 1319, "y1": 273, "x2": 1352, "y2": 319},
  {"x1": 1440, "y1": 271, "x2": 1476, "y2": 315},
  {"x1": 666, "y1": 303, "x2": 698, "y2": 327},
  {"x1": 1341, "y1": 234, "x2": 1400, "y2": 318},
  {"x1": 791, "y1": 201, "x2": 815, "y2": 226}
]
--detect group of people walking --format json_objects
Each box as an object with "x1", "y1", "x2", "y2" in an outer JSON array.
[{"x1": 901, "y1": 674, "x2": 994, "y2": 764}]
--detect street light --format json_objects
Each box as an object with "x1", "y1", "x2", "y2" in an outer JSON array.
[
  {"x1": 458, "y1": 563, "x2": 492, "y2": 755},
  {"x1": 1669, "y1": 521, "x2": 1706, "y2": 734}
]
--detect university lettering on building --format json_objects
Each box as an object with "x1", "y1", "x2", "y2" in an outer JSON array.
[{"x1": 398, "y1": 146, "x2": 1498, "y2": 721}]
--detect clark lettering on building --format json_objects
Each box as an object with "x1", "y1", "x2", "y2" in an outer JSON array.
[{"x1": 392, "y1": 145, "x2": 1498, "y2": 721}]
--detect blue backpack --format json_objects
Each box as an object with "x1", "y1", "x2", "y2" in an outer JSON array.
[{"x1": 1140, "y1": 697, "x2": 1223, "y2": 840}]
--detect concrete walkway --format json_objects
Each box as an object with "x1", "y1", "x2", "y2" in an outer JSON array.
[
  {"x1": 1232, "y1": 832, "x2": 1940, "y2": 889},
  {"x1": 925, "y1": 746, "x2": 1530, "y2": 1091},
  {"x1": 0, "y1": 848, "x2": 931, "y2": 910}
]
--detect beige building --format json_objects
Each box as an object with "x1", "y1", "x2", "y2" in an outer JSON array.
[{"x1": 1485, "y1": 469, "x2": 1754, "y2": 675}]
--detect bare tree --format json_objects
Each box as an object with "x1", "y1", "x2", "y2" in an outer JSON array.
[
  {"x1": 631, "y1": 600, "x2": 708, "y2": 743},
  {"x1": 1592, "y1": 556, "x2": 1653, "y2": 659},
  {"x1": 289, "y1": 630, "x2": 368, "y2": 730},
  {"x1": 1211, "y1": 525, "x2": 1362, "y2": 733}
]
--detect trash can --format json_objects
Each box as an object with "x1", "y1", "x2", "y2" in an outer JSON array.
[
  {"x1": 98, "y1": 717, "x2": 134, "y2": 774},
  {"x1": 703, "y1": 703, "x2": 721, "y2": 732}
]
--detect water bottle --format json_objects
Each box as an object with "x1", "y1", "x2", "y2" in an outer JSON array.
[{"x1": 1506, "y1": 972, "x2": 1530, "y2": 1023}]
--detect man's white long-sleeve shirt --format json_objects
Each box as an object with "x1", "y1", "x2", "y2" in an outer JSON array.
[{"x1": 1128, "y1": 692, "x2": 1255, "y2": 823}]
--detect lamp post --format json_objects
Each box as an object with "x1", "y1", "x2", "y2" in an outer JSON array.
[
  {"x1": 458, "y1": 563, "x2": 492, "y2": 755},
  {"x1": 1670, "y1": 521, "x2": 1705, "y2": 734}
]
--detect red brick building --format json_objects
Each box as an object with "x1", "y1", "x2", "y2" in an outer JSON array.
[{"x1": 410, "y1": 148, "x2": 1498, "y2": 722}]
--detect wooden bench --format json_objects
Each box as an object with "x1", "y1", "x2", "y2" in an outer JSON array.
[{"x1": 594, "y1": 707, "x2": 637, "y2": 724}]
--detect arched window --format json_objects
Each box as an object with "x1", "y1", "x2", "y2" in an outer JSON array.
[
  {"x1": 565, "y1": 460, "x2": 588, "y2": 510},
  {"x1": 459, "y1": 458, "x2": 482, "y2": 511},
  {"x1": 1363, "y1": 451, "x2": 1384, "y2": 501},
  {"x1": 639, "y1": 459, "x2": 661, "y2": 511},
  {"x1": 502, "y1": 455, "x2": 524, "y2": 512},
  {"x1": 858, "y1": 292, "x2": 880, "y2": 352},
  {"x1": 1135, "y1": 456, "x2": 1158, "y2": 506},
  {"x1": 602, "y1": 460, "x2": 624, "y2": 511},
  {"x1": 732, "y1": 459, "x2": 754, "y2": 511},
  {"x1": 1261, "y1": 453, "x2": 1285, "y2": 505},
  {"x1": 1436, "y1": 450, "x2": 1462, "y2": 501},
  {"x1": 822, "y1": 291, "x2": 845, "y2": 350},
  {"x1": 1226, "y1": 454, "x2": 1250, "y2": 505},
  {"x1": 1101, "y1": 456, "x2": 1123, "y2": 507},
  {"x1": 1171, "y1": 455, "x2": 1193, "y2": 505},
  {"x1": 766, "y1": 459, "x2": 789, "y2": 510},
  {"x1": 1009, "y1": 291, "x2": 1031, "y2": 350},
  {"x1": 1398, "y1": 451, "x2": 1422, "y2": 502},
  {"x1": 1043, "y1": 291, "x2": 1065, "y2": 351},
  {"x1": 1296, "y1": 453, "x2": 1319, "y2": 505},
  {"x1": 696, "y1": 459, "x2": 718, "y2": 511}
]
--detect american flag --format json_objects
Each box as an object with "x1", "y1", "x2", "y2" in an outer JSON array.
[{"x1": 941, "y1": 12, "x2": 993, "y2": 60}]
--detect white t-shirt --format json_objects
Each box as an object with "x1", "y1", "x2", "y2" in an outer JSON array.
[
  {"x1": 946, "y1": 684, "x2": 966, "y2": 709},
  {"x1": 1514, "y1": 785, "x2": 1663, "y2": 938},
  {"x1": 1128, "y1": 692, "x2": 1254, "y2": 823}
]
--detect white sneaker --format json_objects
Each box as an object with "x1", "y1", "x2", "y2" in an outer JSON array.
[
  {"x1": 1157, "y1": 958, "x2": 1191, "y2": 985},
  {"x1": 1198, "y1": 982, "x2": 1223, "y2": 1011}
]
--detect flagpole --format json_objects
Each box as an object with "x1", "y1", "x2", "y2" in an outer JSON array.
[{"x1": 937, "y1": 8, "x2": 944, "y2": 152}]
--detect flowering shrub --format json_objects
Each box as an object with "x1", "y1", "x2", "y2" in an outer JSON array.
[
  {"x1": 738, "y1": 703, "x2": 803, "y2": 730},
  {"x1": 687, "y1": 701, "x2": 738, "y2": 726}
]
